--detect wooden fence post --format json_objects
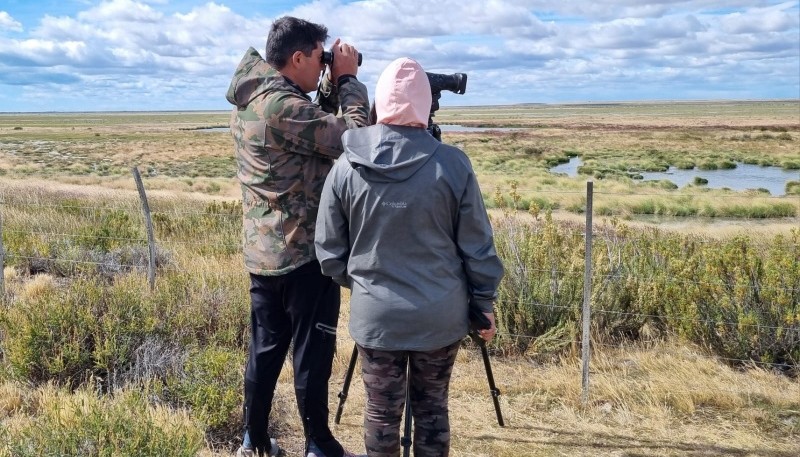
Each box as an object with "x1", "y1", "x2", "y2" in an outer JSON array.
[
  {"x1": 0, "y1": 204, "x2": 4, "y2": 297},
  {"x1": 132, "y1": 167, "x2": 156, "y2": 291},
  {"x1": 581, "y1": 181, "x2": 594, "y2": 405}
]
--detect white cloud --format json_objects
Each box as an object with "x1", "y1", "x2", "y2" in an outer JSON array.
[
  {"x1": 720, "y1": 6, "x2": 800, "y2": 34},
  {"x1": 77, "y1": 0, "x2": 163, "y2": 23},
  {"x1": 0, "y1": 0, "x2": 797, "y2": 111},
  {"x1": 0, "y1": 11, "x2": 23, "y2": 32},
  {"x1": 289, "y1": 0, "x2": 551, "y2": 40}
]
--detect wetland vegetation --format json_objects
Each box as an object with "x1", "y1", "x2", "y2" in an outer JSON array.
[{"x1": 0, "y1": 101, "x2": 798, "y2": 456}]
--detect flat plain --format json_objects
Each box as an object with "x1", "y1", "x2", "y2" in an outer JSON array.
[{"x1": 0, "y1": 101, "x2": 798, "y2": 456}]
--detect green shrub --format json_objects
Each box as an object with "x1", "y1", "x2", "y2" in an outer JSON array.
[
  {"x1": 492, "y1": 208, "x2": 800, "y2": 366},
  {"x1": 2, "y1": 385, "x2": 203, "y2": 456},
  {"x1": 76, "y1": 209, "x2": 142, "y2": 252},
  {"x1": 0, "y1": 275, "x2": 155, "y2": 389},
  {"x1": 545, "y1": 156, "x2": 570, "y2": 167},
  {"x1": 492, "y1": 211, "x2": 584, "y2": 353},
  {"x1": 642, "y1": 163, "x2": 669, "y2": 172},
  {"x1": 151, "y1": 201, "x2": 241, "y2": 256},
  {"x1": 1, "y1": 278, "x2": 101, "y2": 386},
  {"x1": 658, "y1": 180, "x2": 678, "y2": 190},
  {"x1": 165, "y1": 346, "x2": 244, "y2": 446},
  {"x1": 150, "y1": 270, "x2": 250, "y2": 350},
  {"x1": 670, "y1": 234, "x2": 800, "y2": 365},
  {"x1": 693, "y1": 177, "x2": 708, "y2": 185}
]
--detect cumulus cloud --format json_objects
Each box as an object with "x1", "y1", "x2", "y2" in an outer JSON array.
[
  {"x1": 720, "y1": 3, "x2": 800, "y2": 34},
  {"x1": 0, "y1": 0, "x2": 797, "y2": 111},
  {"x1": 0, "y1": 11, "x2": 23, "y2": 32}
]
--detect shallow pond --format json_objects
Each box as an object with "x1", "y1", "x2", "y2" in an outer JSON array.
[{"x1": 550, "y1": 157, "x2": 799, "y2": 196}]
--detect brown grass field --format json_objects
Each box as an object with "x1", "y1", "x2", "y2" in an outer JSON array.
[{"x1": 0, "y1": 101, "x2": 799, "y2": 456}]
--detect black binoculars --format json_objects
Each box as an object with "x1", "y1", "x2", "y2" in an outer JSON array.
[{"x1": 322, "y1": 50, "x2": 363, "y2": 67}]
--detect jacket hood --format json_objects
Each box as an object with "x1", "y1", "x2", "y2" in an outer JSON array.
[
  {"x1": 375, "y1": 58, "x2": 432, "y2": 128},
  {"x1": 341, "y1": 124, "x2": 440, "y2": 183},
  {"x1": 226, "y1": 47, "x2": 291, "y2": 108}
]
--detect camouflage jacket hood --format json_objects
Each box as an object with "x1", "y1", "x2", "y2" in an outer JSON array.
[
  {"x1": 227, "y1": 47, "x2": 370, "y2": 275},
  {"x1": 226, "y1": 47, "x2": 304, "y2": 108}
]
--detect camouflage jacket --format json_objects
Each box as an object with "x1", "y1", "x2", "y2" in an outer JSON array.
[{"x1": 226, "y1": 47, "x2": 370, "y2": 275}]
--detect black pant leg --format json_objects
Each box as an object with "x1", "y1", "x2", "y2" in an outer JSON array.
[
  {"x1": 243, "y1": 273, "x2": 292, "y2": 454},
  {"x1": 284, "y1": 261, "x2": 343, "y2": 457}
]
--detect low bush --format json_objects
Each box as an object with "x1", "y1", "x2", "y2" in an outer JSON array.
[
  {"x1": 165, "y1": 345, "x2": 244, "y2": 447},
  {"x1": 1, "y1": 276, "x2": 153, "y2": 389},
  {"x1": 0, "y1": 384, "x2": 203, "y2": 457},
  {"x1": 492, "y1": 206, "x2": 800, "y2": 366}
]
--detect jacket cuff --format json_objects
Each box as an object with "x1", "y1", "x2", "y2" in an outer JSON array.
[
  {"x1": 336, "y1": 74, "x2": 357, "y2": 87},
  {"x1": 470, "y1": 297, "x2": 495, "y2": 314}
]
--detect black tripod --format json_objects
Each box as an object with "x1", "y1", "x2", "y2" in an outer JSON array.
[{"x1": 333, "y1": 327, "x2": 504, "y2": 457}]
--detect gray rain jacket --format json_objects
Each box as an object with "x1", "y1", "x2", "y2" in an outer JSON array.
[{"x1": 315, "y1": 122, "x2": 504, "y2": 351}]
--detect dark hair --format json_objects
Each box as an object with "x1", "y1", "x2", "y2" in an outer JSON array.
[{"x1": 265, "y1": 16, "x2": 329, "y2": 69}]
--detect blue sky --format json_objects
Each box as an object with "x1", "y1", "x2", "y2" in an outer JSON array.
[{"x1": 0, "y1": 0, "x2": 798, "y2": 112}]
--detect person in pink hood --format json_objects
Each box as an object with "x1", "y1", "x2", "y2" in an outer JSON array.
[{"x1": 315, "y1": 57, "x2": 504, "y2": 456}]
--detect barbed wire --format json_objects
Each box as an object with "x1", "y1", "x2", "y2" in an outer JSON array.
[
  {"x1": 588, "y1": 342, "x2": 795, "y2": 368},
  {"x1": 495, "y1": 301, "x2": 799, "y2": 333},
  {"x1": 0, "y1": 201, "x2": 141, "y2": 211},
  {"x1": 156, "y1": 239, "x2": 241, "y2": 249},
  {"x1": 3, "y1": 230, "x2": 241, "y2": 249},
  {"x1": 0, "y1": 201, "x2": 241, "y2": 219},
  {"x1": 4, "y1": 254, "x2": 148, "y2": 270},
  {"x1": 4, "y1": 192, "x2": 797, "y2": 213},
  {"x1": 2, "y1": 189, "x2": 796, "y2": 380},
  {"x1": 489, "y1": 187, "x2": 800, "y2": 200},
  {"x1": 150, "y1": 210, "x2": 240, "y2": 218},
  {"x1": 500, "y1": 266, "x2": 800, "y2": 293},
  {"x1": 4, "y1": 248, "x2": 795, "y2": 334},
  {"x1": 467, "y1": 333, "x2": 798, "y2": 374},
  {"x1": 5, "y1": 229, "x2": 149, "y2": 244}
]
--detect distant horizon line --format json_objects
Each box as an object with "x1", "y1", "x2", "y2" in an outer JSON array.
[{"x1": 1, "y1": 98, "x2": 798, "y2": 115}]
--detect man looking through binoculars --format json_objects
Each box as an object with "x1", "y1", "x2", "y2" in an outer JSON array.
[{"x1": 226, "y1": 15, "x2": 370, "y2": 457}]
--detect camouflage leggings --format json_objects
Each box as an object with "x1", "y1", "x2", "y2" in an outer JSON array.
[{"x1": 357, "y1": 341, "x2": 460, "y2": 457}]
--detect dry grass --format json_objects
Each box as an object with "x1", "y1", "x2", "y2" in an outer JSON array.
[
  {"x1": 191, "y1": 295, "x2": 800, "y2": 456},
  {"x1": 1, "y1": 104, "x2": 798, "y2": 455}
]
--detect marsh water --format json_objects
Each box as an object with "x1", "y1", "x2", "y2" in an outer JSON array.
[
  {"x1": 196, "y1": 126, "x2": 797, "y2": 196},
  {"x1": 550, "y1": 157, "x2": 798, "y2": 196}
]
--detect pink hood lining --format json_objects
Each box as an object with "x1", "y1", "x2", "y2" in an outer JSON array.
[{"x1": 374, "y1": 58, "x2": 432, "y2": 128}]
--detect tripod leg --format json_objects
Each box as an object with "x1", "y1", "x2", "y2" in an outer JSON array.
[
  {"x1": 334, "y1": 344, "x2": 359, "y2": 424},
  {"x1": 479, "y1": 342, "x2": 505, "y2": 427},
  {"x1": 400, "y1": 361, "x2": 412, "y2": 457},
  {"x1": 469, "y1": 330, "x2": 504, "y2": 426}
]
